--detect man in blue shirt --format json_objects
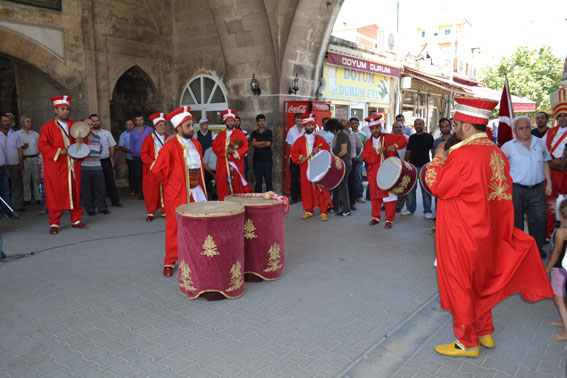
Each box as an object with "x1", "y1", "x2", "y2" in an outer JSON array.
[
  {"x1": 130, "y1": 114, "x2": 153, "y2": 198},
  {"x1": 118, "y1": 119, "x2": 135, "y2": 196}
]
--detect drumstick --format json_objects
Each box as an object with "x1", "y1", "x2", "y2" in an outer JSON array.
[{"x1": 307, "y1": 144, "x2": 323, "y2": 161}]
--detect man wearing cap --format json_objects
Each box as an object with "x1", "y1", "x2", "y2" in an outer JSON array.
[
  {"x1": 141, "y1": 113, "x2": 170, "y2": 222},
  {"x1": 362, "y1": 114, "x2": 407, "y2": 228},
  {"x1": 212, "y1": 109, "x2": 251, "y2": 200},
  {"x1": 290, "y1": 114, "x2": 331, "y2": 221},
  {"x1": 194, "y1": 117, "x2": 215, "y2": 153},
  {"x1": 426, "y1": 97, "x2": 552, "y2": 357},
  {"x1": 38, "y1": 96, "x2": 88, "y2": 234},
  {"x1": 543, "y1": 88, "x2": 567, "y2": 241},
  {"x1": 152, "y1": 106, "x2": 207, "y2": 277}
]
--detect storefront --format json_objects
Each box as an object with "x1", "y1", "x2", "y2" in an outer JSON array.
[{"x1": 320, "y1": 51, "x2": 400, "y2": 127}]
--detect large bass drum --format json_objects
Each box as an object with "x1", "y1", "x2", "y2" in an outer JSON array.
[
  {"x1": 376, "y1": 157, "x2": 417, "y2": 196},
  {"x1": 306, "y1": 150, "x2": 345, "y2": 190},
  {"x1": 419, "y1": 162, "x2": 433, "y2": 196}
]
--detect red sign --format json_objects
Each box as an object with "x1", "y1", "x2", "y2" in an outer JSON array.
[{"x1": 327, "y1": 52, "x2": 400, "y2": 78}]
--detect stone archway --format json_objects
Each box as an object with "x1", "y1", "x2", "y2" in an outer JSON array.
[{"x1": 109, "y1": 65, "x2": 160, "y2": 139}]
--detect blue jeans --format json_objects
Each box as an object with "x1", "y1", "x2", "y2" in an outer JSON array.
[
  {"x1": 353, "y1": 160, "x2": 363, "y2": 199},
  {"x1": 0, "y1": 169, "x2": 11, "y2": 216},
  {"x1": 253, "y1": 162, "x2": 273, "y2": 193},
  {"x1": 406, "y1": 165, "x2": 432, "y2": 214}
]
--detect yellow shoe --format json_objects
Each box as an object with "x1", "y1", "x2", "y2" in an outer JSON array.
[
  {"x1": 320, "y1": 214, "x2": 328, "y2": 221},
  {"x1": 301, "y1": 212, "x2": 313, "y2": 219},
  {"x1": 479, "y1": 334, "x2": 495, "y2": 348},
  {"x1": 434, "y1": 340, "x2": 479, "y2": 358}
]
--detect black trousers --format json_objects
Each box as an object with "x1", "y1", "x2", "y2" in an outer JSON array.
[
  {"x1": 289, "y1": 158, "x2": 301, "y2": 201},
  {"x1": 125, "y1": 158, "x2": 136, "y2": 193},
  {"x1": 100, "y1": 158, "x2": 120, "y2": 205},
  {"x1": 133, "y1": 157, "x2": 144, "y2": 197},
  {"x1": 254, "y1": 162, "x2": 273, "y2": 193},
  {"x1": 512, "y1": 182, "x2": 547, "y2": 254},
  {"x1": 81, "y1": 169, "x2": 107, "y2": 213},
  {"x1": 348, "y1": 161, "x2": 356, "y2": 206},
  {"x1": 333, "y1": 163, "x2": 352, "y2": 212}
]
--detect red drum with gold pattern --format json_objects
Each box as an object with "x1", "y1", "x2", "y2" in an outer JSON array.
[
  {"x1": 376, "y1": 157, "x2": 417, "y2": 196},
  {"x1": 176, "y1": 201, "x2": 245, "y2": 300},
  {"x1": 306, "y1": 150, "x2": 346, "y2": 190},
  {"x1": 225, "y1": 194, "x2": 286, "y2": 282},
  {"x1": 419, "y1": 162, "x2": 433, "y2": 196}
]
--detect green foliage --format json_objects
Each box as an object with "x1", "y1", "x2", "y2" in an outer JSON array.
[{"x1": 480, "y1": 46, "x2": 563, "y2": 112}]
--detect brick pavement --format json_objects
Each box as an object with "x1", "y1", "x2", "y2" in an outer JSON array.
[{"x1": 0, "y1": 196, "x2": 565, "y2": 378}]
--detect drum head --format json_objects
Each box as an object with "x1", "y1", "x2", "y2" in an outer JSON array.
[
  {"x1": 176, "y1": 201, "x2": 244, "y2": 217},
  {"x1": 306, "y1": 150, "x2": 331, "y2": 183},
  {"x1": 68, "y1": 143, "x2": 90, "y2": 159},
  {"x1": 225, "y1": 194, "x2": 280, "y2": 206},
  {"x1": 70, "y1": 121, "x2": 90, "y2": 139},
  {"x1": 377, "y1": 157, "x2": 402, "y2": 191}
]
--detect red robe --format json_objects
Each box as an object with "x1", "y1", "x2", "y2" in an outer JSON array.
[
  {"x1": 425, "y1": 132, "x2": 553, "y2": 347},
  {"x1": 290, "y1": 134, "x2": 331, "y2": 214},
  {"x1": 38, "y1": 119, "x2": 83, "y2": 225},
  {"x1": 544, "y1": 126, "x2": 567, "y2": 238},
  {"x1": 141, "y1": 132, "x2": 170, "y2": 216},
  {"x1": 151, "y1": 136, "x2": 207, "y2": 266},
  {"x1": 212, "y1": 128, "x2": 252, "y2": 200}
]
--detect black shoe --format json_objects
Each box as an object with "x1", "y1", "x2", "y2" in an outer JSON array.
[
  {"x1": 112, "y1": 202, "x2": 123, "y2": 207},
  {"x1": 290, "y1": 199, "x2": 298, "y2": 205},
  {"x1": 328, "y1": 208, "x2": 337, "y2": 213},
  {"x1": 36, "y1": 200, "x2": 42, "y2": 205},
  {"x1": 1, "y1": 251, "x2": 6, "y2": 260},
  {"x1": 23, "y1": 201, "x2": 31, "y2": 206},
  {"x1": 342, "y1": 211, "x2": 352, "y2": 216},
  {"x1": 100, "y1": 209, "x2": 110, "y2": 214},
  {"x1": 87, "y1": 212, "x2": 96, "y2": 216}
]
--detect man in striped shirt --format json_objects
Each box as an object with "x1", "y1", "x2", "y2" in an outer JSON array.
[{"x1": 81, "y1": 118, "x2": 109, "y2": 216}]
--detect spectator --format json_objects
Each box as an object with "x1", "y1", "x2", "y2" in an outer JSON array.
[
  {"x1": 402, "y1": 118, "x2": 433, "y2": 218},
  {"x1": 194, "y1": 118, "x2": 216, "y2": 153},
  {"x1": 532, "y1": 111, "x2": 550, "y2": 138},
  {"x1": 431, "y1": 118, "x2": 452, "y2": 155},
  {"x1": 346, "y1": 120, "x2": 362, "y2": 210},
  {"x1": 235, "y1": 115, "x2": 249, "y2": 180},
  {"x1": 90, "y1": 114, "x2": 122, "y2": 207},
  {"x1": 81, "y1": 117, "x2": 109, "y2": 216},
  {"x1": 1, "y1": 114, "x2": 24, "y2": 212},
  {"x1": 285, "y1": 113, "x2": 304, "y2": 204},
  {"x1": 0, "y1": 123, "x2": 11, "y2": 218},
  {"x1": 501, "y1": 116, "x2": 552, "y2": 257},
  {"x1": 396, "y1": 114, "x2": 413, "y2": 137},
  {"x1": 316, "y1": 117, "x2": 334, "y2": 147},
  {"x1": 251, "y1": 114, "x2": 273, "y2": 193},
  {"x1": 18, "y1": 115, "x2": 41, "y2": 205},
  {"x1": 350, "y1": 117, "x2": 367, "y2": 203},
  {"x1": 130, "y1": 114, "x2": 153, "y2": 199},
  {"x1": 203, "y1": 147, "x2": 218, "y2": 200},
  {"x1": 118, "y1": 119, "x2": 135, "y2": 196},
  {"x1": 329, "y1": 118, "x2": 352, "y2": 216}
]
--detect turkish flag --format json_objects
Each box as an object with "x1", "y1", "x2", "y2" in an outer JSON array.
[{"x1": 496, "y1": 78, "x2": 515, "y2": 146}]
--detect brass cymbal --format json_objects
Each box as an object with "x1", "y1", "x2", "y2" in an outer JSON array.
[{"x1": 70, "y1": 121, "x2": 90, "y2": 138}]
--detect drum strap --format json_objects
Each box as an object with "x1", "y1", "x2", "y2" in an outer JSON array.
[
  {"x1": 153, "y1": 131, "x2": 164, "y2": 146},
  {"x1": 56, "y1": 121, "x2": 71, "y2": 145},
  {"x1": 56, "y1": 120, "x2": 74, "y2": 210}
]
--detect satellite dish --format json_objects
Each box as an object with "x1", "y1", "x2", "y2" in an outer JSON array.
[{"x1": 388, "y1": 33, "x2": 395, "y2": 50}]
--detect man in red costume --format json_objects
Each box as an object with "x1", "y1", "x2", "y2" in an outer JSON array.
[
  {"x1": 151, "y1": 106, "x2": 207, "y2": 277},
  {"x1": 543, "y1": 88, "x2": 567, "y2": 240},
  {"x1": 38, "y1": 96, "x2": 88, "y2": 234},
  {"x1": 290, "y1": 114, "x2": 331, "y2": 221},
  {"x1": 362, "y1": 114, "x2": 407, "y2": 228},
  {"x1": 426, "y1": 97, "x2": 553, "y2": 357},
  {"x1": 141, "y1": 113, "x2": 170, "y2": 222},
  {"x1": 212, "y1": 109, "x2": 251, "y2": 200}
]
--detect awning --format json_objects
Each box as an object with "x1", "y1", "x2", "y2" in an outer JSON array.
[{"x1": 403, "y1": 66, "x2": 536, "y2": 112}]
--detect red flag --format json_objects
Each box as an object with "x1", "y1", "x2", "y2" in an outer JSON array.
[{"x1": 497, "y1": 77, "x2": 515, "y2": 146}]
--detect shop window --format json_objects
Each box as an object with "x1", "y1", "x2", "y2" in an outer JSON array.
[{"x1": 180, "y1": 75, "x2": 228, "y2": 127}]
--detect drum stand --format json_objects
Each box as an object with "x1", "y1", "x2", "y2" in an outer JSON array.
[{"x1": 0, "y1": 194, "x2": 18, "y2": 218}]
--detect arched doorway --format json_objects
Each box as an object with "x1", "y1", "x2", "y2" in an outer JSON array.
[
  {"x1": 180, "y1": 75, "x2": 228, "y2": 131},
  {"x1": 110, "y1": 65, "x2": 159, "y2": 139}
]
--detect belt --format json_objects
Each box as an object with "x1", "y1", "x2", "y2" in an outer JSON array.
[
  {"x1": 24, "y1": 154, "x2": 38, "y2": 158},
  {"x1": 513, "y1": 182, "x2": 543, "y2": 189}
]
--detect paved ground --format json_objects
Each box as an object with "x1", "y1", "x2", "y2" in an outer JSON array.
[{"x1": 1, "y1": 194, "x2": 566, "y2": 378}]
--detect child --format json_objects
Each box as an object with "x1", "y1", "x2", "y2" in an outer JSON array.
[{"x1": 545, "y1": 198, "x2": 567, "y2": 340}]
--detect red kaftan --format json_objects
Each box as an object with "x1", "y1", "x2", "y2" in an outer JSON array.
[
  {"x1": 37, "y1": 119, "x2": 83, "y2": 226},
  {"x1": 425, "y1": 132, "x2": 553, "y2": 347},
  {"x1": 212, "y1": 128, "x2": 252, "y2": 200},
  {"x1": 290, "y1": 135, "x2": 331, "y2": 214},
  {"x1": 362, "y1": 134, "x2": 408, "y2": 221},
  {"x1": 141, "y1": 132, "x2": 170, "y2": 216},
  {"x1": 151, "y1": 136, "x2": 207, "y2": 266},
  {"x1": 543, "y1": 126, "x2": 567, "y2": 238}
]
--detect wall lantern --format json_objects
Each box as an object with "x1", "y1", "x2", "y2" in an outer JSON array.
[
  {"x1": 250, "y1": 74, "x2": 261, "y2": 96},
  {"x1": 289, "y1": 73, "x2": 300, "y2": 95}
]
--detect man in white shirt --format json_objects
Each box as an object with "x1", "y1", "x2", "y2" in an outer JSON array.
[
  {"x1": 285, "y1": 113, "x2": 305, "y2": 204},
  {"x1": 396, "y1": 114, "x2": 413, "y2": 137},
  {"x1": 18, "y1": 115, "x2": 41, "y2": 205},
  {"x1": 502, "y1": 116, "x2": 552, "y2": 257},
  {"x1": 90, "y1": 114, "x2": 122, "y2": 207},
  {"x1": 0, "y1": 121, "x2": 11, "y2": 217},
  {"x1": 1, "y1": 114, "x2": 24, "y2": 211}
]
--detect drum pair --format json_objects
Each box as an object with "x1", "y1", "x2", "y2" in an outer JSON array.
[{"x1": 175, "y1": 194, "x2": 286, "y2": 300}]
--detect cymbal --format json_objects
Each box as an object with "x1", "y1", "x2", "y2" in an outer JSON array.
[{"x1": 70, "y1": 121, "x2": 90, "y2": 139}]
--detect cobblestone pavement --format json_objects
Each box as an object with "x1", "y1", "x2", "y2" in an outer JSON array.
[{"x1": 1, "y1": 195, "x2": 566, "y2": 378}]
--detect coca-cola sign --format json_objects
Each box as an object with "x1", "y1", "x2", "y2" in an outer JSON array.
[
  {"x1": 287, "y1": 104, "x2": 308, "y2": 113},
  {"x1": 312, "y1": 102, "x2": 330, "y2": 111},
  {"x1": 328, "y1": 52, "x2": 400, "y2": 78}
]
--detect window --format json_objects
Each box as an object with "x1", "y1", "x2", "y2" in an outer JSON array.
[
  {"x1": 180, "y1": 75, "x2": 228, "y2": 127},
  {"x1": 444, "y1": 29, "x2": 451, "y2": 35}
]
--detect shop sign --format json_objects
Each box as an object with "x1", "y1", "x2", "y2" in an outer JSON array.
[
  {"x1": 323, "y1": 60, "x2": 390, "y2": 104},
  {"x1": 328, "y1": 52, "x2": 400, "y2": 78}
]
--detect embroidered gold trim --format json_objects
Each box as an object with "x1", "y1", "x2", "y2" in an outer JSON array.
[
  {"x1": 425, "y1": 156, "x2": 445, "y2": 187},
  {"x1": 244, "y1": 219, "x2": 258, "y2": 239},
  {"x1": 488, "y1": 151, "x2": 512, "y2": 201},
  {"x1": 335, "y1": 156, "x2": 342, "y2": 170},
  {"x1": 391, "y1": 174, "x2": 411, "y2": 194},
  {"x1": 178, "y1": 260, "x2": 197, "y2": 291},
  {"x1": 449, "y1": 132, "x2": 488, "y2": 153},
  {"x1": 226, "y1": 261, "x2": 244, "y2": 292},
  {"x1": 263, "y1": 243, "x2": 283, "y2": 273},
  {"x1": 201, "y1": 235, "x2": 220, "y2": 257}
]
